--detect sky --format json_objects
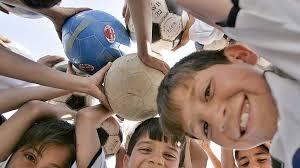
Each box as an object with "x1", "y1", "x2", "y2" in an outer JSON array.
[{"x1": 0, "y1": 0, "x2": 220, "y2": 167}]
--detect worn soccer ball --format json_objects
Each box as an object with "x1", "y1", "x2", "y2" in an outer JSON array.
[
  {"x1": 97, "y1": 117, "x2": 122, "y2": 155},
  {"x1": 127, "y1": 0, "x2": 188, "y2": 52},
  {"x1": 104, "y1": 53, "x2": 164, "y2": 121}
]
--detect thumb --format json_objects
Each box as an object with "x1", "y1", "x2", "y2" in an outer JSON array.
[{"x1": 94, "y1": 62, "x2": 112, "y2": 79}]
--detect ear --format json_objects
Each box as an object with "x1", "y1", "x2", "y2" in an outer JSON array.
[
  {"x1": 224, "y1": 44, "x2": 258, "y2": 65},
  {"x1": 122, "y1": 154, "x2": 130, "y2": 168}
]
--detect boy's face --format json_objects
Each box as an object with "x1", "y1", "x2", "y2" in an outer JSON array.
[
  {"x1": 172, "y1": 63, "x2": 278, "y2": 149},
  {"x1": 236, "y1": 146, "x2": 272, "y2": 168},
  {"x1": 124, "y1": 135, "x2": 181, "y2": 168},
  {"x1": 8, "y1": 144, "x2": 71, "y2": 168}
]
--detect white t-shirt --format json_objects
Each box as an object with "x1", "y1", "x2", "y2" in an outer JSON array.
[
  {"x1": 71, "y1": 148, "x2": 107, "y2": 168},
  {"x1": 219, "y1": 0, "x2": 300, "y2": 167},
  {"x1": 0, "y1": 149, "x2": 107, "y2": 168},
  {"x1": 189, "y1": 19, "x2": 224, "y2": 45}
]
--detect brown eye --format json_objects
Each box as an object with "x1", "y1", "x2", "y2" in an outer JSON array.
[{"x1": 24, "y1": 153, "x2": 36, "y2": 163}]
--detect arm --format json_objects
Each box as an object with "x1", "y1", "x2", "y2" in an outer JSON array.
[
  {"x1": 198, "y1": 140, "x2": 221, "y2": 168},
  {"x1": 0, "y1": 100, "x2": 76, "y2": 161},
  {"x1": 127, "y1": 0, "x2": 169, "y2": 74},
  {"x1": 176, "y1": 0, "x2": 233, "y2": 26},
  {"x1": 0, "y1": 86, "x2": 69, "y2": 113},
  {"x1": 0, "y1": 46, "x2": 112, "y2": 109},
  {"x1": 221, "y1": 148, "x2": 237, "y2": 168},
  {"x1": 189, "y1": 139, "x2": 208, "y2": 168},
  {"x1": 76, "y1": 105, "x2": 113, "y2": 168}
]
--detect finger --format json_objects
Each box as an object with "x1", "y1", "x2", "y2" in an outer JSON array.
[
  {"x1": 122, "y1": 4, "x2": 127, "y2": 18},
  {"x1": 50, "y1": 56, "x2": 65, "y2": 64},
  {"x1": 94, "y1": 62, "x2": 112, "y2": 79},
  {"x1": 0, "y1": 41, "x2": 8, "y2": 48},
  {"x1": 94, "y1": 89, "x2": 112, "y2": 111},
  {"x1": 124, "y1": 7, "x2": 130, "y2": 25},
  {"x1": 67, "y1": 62, "x2": 76, "y2": 75},
  {"x1": 74, "y1": 7, "x2": 91, "y2": 15}
]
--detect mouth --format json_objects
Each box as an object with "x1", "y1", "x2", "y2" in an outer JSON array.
[{"x1": 240, "y1": 95, "x2": 250, "y2": 137}]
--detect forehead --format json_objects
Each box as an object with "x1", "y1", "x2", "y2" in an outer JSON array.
[
  {"x1": 239, "y1": 146, "x2": 269, "y2": 156},
  {"x1": 135, "y1": 134, "x2": 181, "y2": 152}
]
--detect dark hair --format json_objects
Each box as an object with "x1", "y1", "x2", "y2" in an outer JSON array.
[
  {"x1": 157, "y1": 50, "x2": 230, "y2": 137},
  {"x1": 0, "y1": 115, "x2": 6, "y2": 126},
  {"x1": 21, "y1": 0, "x2": 61, "y2": 8},
  {"x1": 127, "y1": 118, "x2": 185, "y2": 156},
  {"x1": 13, "y1": 118, "x2": 75, "y2": 167},
  {"x1": 234, "y1": 143, "x2": 270, "y2": 160}
]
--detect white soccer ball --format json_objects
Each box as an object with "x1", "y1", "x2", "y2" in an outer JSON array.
[
  {"x1": 98, "y1": 117, "x2": 122, "y2": 155},
  {"x1": 0, "y1": 2, "x2": 42, "y2": 19},
  {"x1": 127, "y1": 0, "x2": 189, "y2": 52},
  {"x1": 104, "y1": 53, "x2": 164, "y2": 121}
]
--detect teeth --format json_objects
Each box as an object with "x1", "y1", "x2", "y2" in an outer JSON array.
[{"x1": 240, "y1": 113, "x2": 249, "y2": 129}]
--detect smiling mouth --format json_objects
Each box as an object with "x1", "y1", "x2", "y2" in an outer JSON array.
[{"x1": 240, "y1": 96, "x2": 250, "y2": 137}]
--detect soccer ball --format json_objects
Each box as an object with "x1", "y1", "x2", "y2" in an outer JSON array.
[
  {"x1": 97, "y1": 117, "x2": 122, "y2": 155},
  {"x1": 104, "y1": 53, "x2": 164, "y2": 121},
  {"x1": 62, "y1": 10, "x2": 131, "y2": 75},
  {"x1": 0, "y1": 2, "x2": 42, "y2": 19},
  {"x1": 127, "y1": 0, "x2": 189, "y2": 52}
]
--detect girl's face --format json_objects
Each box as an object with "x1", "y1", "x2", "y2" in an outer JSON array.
[{"x1": 8, "y1": 144, "x2": 71, "y2": 168}]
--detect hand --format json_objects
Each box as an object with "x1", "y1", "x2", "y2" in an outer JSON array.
[
  {"x1": 37, "y1": 55, "x2": 65, "y2": 68},
  {"x1": 27, "y1": 100, "x2": 76, "y2": 120},
  {"x1": 86, "y1": 63, "x2": 112, "y2": 110},
  {"x1": 197, "y1": 139, "x2": 211, "y2": 150},
  {"x1": 78, "y1": 104, "x2": 113, "y2": 126},
  {"x1": 139, "y1": 52, "x2": 170, "y2": 74},
  {"x1": 122, "y1": 2, "x2": 130, "y2": 25},
  {"x1": 51, "y1": 7, "x2": 91, "y2": 40},
  {"x1": 172, "y1": 15, "x2": 195, "y2": 51},
  {"x1": 0, "y1": 35, "x2": 10, "y2": 48}
]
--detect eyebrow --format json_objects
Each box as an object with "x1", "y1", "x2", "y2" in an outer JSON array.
[
  {"x1": 238, "y1": 156, "x2": 247, "y2": 161},
  {"x1": 136, "y1": 140, "x2": 152, "y2": 146},
  {"x1": 255, "y1": 152, "x2": 268, "y2": 156},
  {"x1": 49, "y1": 163, "x2": 61, "y2": 168}
]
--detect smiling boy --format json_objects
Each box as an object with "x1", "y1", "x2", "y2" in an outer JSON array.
[{"x1": 157, "y1": 43, "x2": 300, "y2": 167}]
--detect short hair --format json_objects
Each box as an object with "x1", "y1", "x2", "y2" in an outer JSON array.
[
  {"x1": 234, "y1": 143, "x2": 270, "y2": 160},
  {"x1": 126, "y1": 118, "x2": 185, "y2": 156},
  {"x1": 21, "y1": 0, "x2": 61, "y2": 8},
  {"x1": 13, "y1": 118, "x2": 75, "y2": 167},
  {"x1": 157, "y1": 50, "x2": 230, "y2": 137},
  {"x1": 0, "y1": 115, "x2": 6, "y2": 125}
]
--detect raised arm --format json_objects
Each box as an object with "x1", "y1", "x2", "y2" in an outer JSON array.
[
  {"x1": 198, "y1": 139, "x2": 221, "y2": 168},
  {"x1": 127, "y1": 0, "x2": 169, "y2": 74},
  {"x1": 0, "y1": 86, "x2": 69, "y2": 113},
  {"x1": 75, "y1": 105, "x2": 113, "y2": 168},
  {"x1": 0, "y1": 46, "x2": 112, "y2": 109},
  {"x1": 221, "y1": 148, "x2": 237, "y2": 168},
  {"x1": 0, "y1": 100, "x2": 75, "y2": 161}
]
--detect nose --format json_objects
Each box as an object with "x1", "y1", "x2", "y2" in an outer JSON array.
[{"x1": 148, "y1": 154, "x2": 164, "y2": 166}]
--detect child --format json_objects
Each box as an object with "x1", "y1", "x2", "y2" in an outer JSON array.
[
  {"x1": 234, "y1": 143, "x2": 272, "y2": 168},
  {"x1": 123, "y1": 117, "x2": 185, "y2": 168},
  {"x1": 0, "y1": 100, "x2": 76, "y2": 168},
  {"x1": 157, "y1": 43, "x2": 299, "y2": 167}
]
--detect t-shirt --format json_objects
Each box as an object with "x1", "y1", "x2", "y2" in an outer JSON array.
[
  {"x1": 189, "y1": 19, "x2": 224, "y2": 45},
  {"x1": 0, "y1": 149, "x2": 107, "y2": 168},
  {"x1": 218, "y1": 0, "x2": 300, "y2": 167}
]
